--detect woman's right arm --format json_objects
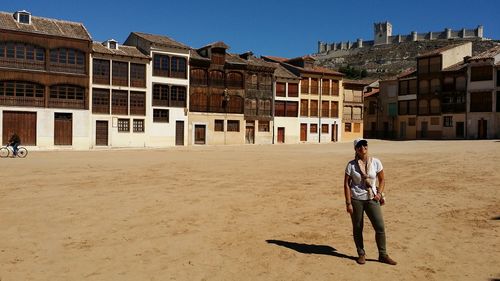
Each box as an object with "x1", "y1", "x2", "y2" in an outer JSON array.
[{"x1": 344, "y1": 173, "x2": 353, "y2": 214}]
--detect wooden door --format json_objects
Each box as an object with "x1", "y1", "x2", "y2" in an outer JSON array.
[
  {"x1": 420, "y1": 121, "x2": 428, "y2": 138},
  {"x1": 95, "y1": 121, "x2": 108, "y2": 146},
  {"x1": 54, "y1": 113, "x2": 72, "y2": 145},
  {"x1": 176, "y1": 121, "x2": 184, "y2": 146},
  {"x1": 245, "y1": 121, "x2": 254, "y2": 144},
  {"x1": 456, "y1": 122, "x2": 464, "y2": 138},
  {"x1": 478, "y1": 119, "x2": 487, "y2": 139},
  {"x1": 2, "y1": 111, "x2": 37, "y2": 145},
  {"x1": 277, "y1": 127, "x2": 285, "y2": 143},
  {"x1": 300, "y1": 123, "x2": 307, "y2": 141},
  {"x1": 194, "y1": 124, "x2": 206, "y2": 144},
  {"x1": 331, "y1": 124, "x2": 338, "y2": 142},
  {"x1": 399, "y1": 121, "x2": 406, "y2": 139}
]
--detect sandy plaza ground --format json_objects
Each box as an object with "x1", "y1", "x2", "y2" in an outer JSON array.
[{"x1": 0, "y1": 140, "x2": 499, "y2": 281}]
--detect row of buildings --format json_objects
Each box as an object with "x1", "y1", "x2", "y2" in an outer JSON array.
[
  {"x1": 0, "y1": 10, "x2": 367, "y2": 149},
  {"x1": 364, "y1": 42, "x2": 500, "y2": 140}
]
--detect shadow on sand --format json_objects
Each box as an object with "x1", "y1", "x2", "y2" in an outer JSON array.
[{"x1": 266, "y1": 240, "x2": 359, "y2": 261}]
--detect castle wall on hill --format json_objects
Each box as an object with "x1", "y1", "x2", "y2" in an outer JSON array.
[{"x1": 318, "y1": 22, "x2": 484, "y2": 54}]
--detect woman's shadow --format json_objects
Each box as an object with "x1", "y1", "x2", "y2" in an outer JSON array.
[{"x1": 266, "y1": 240, "x2": 359, "y2": 261}]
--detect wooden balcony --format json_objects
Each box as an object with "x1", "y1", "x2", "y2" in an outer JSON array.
[
  {"x1": 48, "y1": 98, "x2": 85, "y2": 109},
  {"x1": 0, "y1": 59, "x2": 45, "y2": 71},
  {"x1": 0, "y1": 96, "x2": 45, "y2": 107}
]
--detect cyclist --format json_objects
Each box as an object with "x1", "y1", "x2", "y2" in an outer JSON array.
[{"x1": 8, "y1": 133, "x2": 21, "y2": 156}]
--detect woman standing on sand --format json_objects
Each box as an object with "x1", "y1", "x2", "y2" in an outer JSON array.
[{"x1": 343, "y1": 138, "x2": 397, "y2": 265}]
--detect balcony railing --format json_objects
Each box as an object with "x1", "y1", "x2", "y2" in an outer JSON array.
[
  {"x1": 48, "y1": 98, "x2": 85, "y2": 109},
  {"x1": 0, "y1": 59, "x2": 45, "y2": 71},
  {"x1": 0, "y1": 96, "x2": 45, "y2": 107}
]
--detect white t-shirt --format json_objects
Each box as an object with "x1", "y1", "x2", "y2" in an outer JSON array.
[{"x1": 345, "y1": 157, "x2": 383, "y2": 200}]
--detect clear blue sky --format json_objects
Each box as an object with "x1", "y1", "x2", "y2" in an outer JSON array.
[{"x1": 3, "y1": 0, "x2": 499, "y2": 58}]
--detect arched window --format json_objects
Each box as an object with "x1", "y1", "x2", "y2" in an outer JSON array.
[
  {"x1": 190, "y1": 93, "x2": 208, "y2": 112},
  {"x1": 227, "y1": 95, "x2": 244, "y2": 114},
  {"x1": 245, "y1": 98, "x2": 257, "y2": 116},
  {"x1": 227, "y1": 72, "x2": 243, "y2": 89},
  {"x1": 49, "y1": 48, "x2": 85, "y2": 74},
  {"x1": 0, "y1": 42, "x2": 45, "y2": 70},
  {"x1": 49, "y1": 84, "x2": 85, "y2": 109},
  {"x1": 0, "y1": 80, "x2": 45, "y2": 107},
  {"x1": 430, "y1": 98, "x2": 440, "y2": 114},
  {"x1": 209, "y1": 93, "x2": 224, "y2": 112},
  {"x1": 190, "y1": 69, "x2": 208, "y2": 86},
  {"x1": 418, "y1": 99, "x2": 429, "y2": 114},
  {"x1": 430, "y1": 78, "x2": 441, "y2": 94},
  {"x1": 419, "y1": 80, "x2": 429, "y2": 94},
  {"x1": 210, "y1": 70, "x2": 224, "y2": 87}
]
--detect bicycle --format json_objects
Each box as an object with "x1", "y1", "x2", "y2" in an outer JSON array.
[{"x1": 0, "y1": 145, "x2": 28, "y2": 158}]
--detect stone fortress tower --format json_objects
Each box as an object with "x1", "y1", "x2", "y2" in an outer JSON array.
[{"x1": 374, "y1": 21, "x2": 392, "y2": 45}]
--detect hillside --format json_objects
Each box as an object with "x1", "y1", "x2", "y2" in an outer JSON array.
[{"x1": 314, "y1": 39, "x2": 500, "y2": 79}]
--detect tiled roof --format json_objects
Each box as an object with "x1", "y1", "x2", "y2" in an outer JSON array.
[
  {"x1": 470, "y1": 45, "x2": 500, "y2": 60},
  {"x1": 225, "y1": 53, "x2": 247, "y2": 65},
  {"x1": 304, "y1": 65, "x2": 344, "y2": 76},
  {"x1": 343, "y1": 78, "x2": 378, "y2": 85},
  {"x1": 243, "y1": 55, "x2": 276, "y2": 70},
  {"x1": 189, "y1": 48, "x2": 209, "y2": 61},
  {"x1": 442, "y1": 61, "x2": 467, "y2": 72},
  {"x1": 261, "y1": 55, "x2": 288, "y2": 62},
  {"x1": 0, "y1": 11, "x2": 91, "y2": 40},
  {"x1": 417, "y1": 43, "x2": 470, "y2": 58},
  {"x1": 201, "y1": 41, "x2": 229, "y2": 49},
  {"x1": 92, "y1": 42, "x2": 149, "y2": 59},
  {"x1": 130, "y1": 32, "x2": 190, "y2": 50},
  {"x1": 364, "y1": 88, "x2": 379, "y2": 98},
  {"x1": 274, "y1": 63, "x2": 299, "y2": 79}
]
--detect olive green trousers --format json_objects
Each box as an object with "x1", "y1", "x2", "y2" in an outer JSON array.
[{"x1": 350, "y1": 199, "x2": 387, "y2": 256}]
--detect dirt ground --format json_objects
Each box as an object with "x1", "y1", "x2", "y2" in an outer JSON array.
[{"x1": 0, "y1": 140, "x2": 499, "y2": 281}]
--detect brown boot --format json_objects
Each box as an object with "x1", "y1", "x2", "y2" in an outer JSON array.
[
  {"x1": 379, "y1": 255, "x2": 397, "y2": 265},
  {"x1": 356, "y1": 255, "x2": 366, "y2": 265}
]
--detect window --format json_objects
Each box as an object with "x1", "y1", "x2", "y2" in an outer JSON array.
[
  {"x1": 288, "y1": 83, "x2": 298, "y2": 97},
  {"x1": 170, "y1": 86, "x2": 187, "y2": 107},
  {"x1": 331, "y1": 101, "x2": 339, "y2": 117},
  {"x1": 18, "y1": 13, "x2": 30, "y2": 24},
  {"x1": 322, "y1": 101, "x2": 329, "y2": 117},
  {"x1": 322, "y1": 124, "x2": 329, "y2": 133},
  {"x1": 310, "y1": 124, "x2": 317, "y2": 133},
  {"x1": 419, "y1": 80, "x2": 429, "y2": 94},
  {"x1": 301, "y1": 78, "x2": 309, "y2": 94},
  {"x1": 429, "y1": 56, "x2": 441, "y2": 73},
  {"x1": 285, "y1": 101, "x2": 298, "y2": 117},
  {"x1": 418, "y1": 58, "x2": 429, "y2": 74},
  {"x1": 369, "y1": 101, "x2": 377, "y2": 115},
  {"x1": 214, "y1": 120, "x2": 224, "y2": 132},
  {"x1": 300, "y1": 99, "x2": 308, "y2": 116},
  {"x1": 276, "y1": 82, "x2": 286, "y2": 97},
  {"x1": 130, "y1": 91, "x2": 146, "y2": 116},
  {"x1": 310, "y1": 100, "x2": 318, "y2": 117},
  {"x1": 274, "y1": 101, "x2": 285, "y2": 116},
  {"x1": 153, "y1": 84, "x2": 169, "y2": 107},
  {"x1": 49, "y1": 85, "x2": 85, "y2": 109},
  {"x1": 408, "y1": 100, "x2": 417, "y2": 115},
  {"x1": 310, "y1": 79, "x2": 319, "y2": 94},
  {"x1": 117, "y1": 119, "x2": 129, "y2": 132},
  {"x1": 443, "y1": 116, "x2": 453, "y2": 127},
  {"x1": 153, "y1": 109, "x2": 169, "y2": 123},
  {"x1": 430, "y1": 79, "x2": 441, "y2": 94},
  {"x1": 409, "y1": 79, "x2": 417, "y2": 95},
  {"x1": 112, "y1": 90, "x2": 128, "y2": 115},
  {"x1": 49, "y1": 48, "x2": 85, "y2": 74},
  {"x1": 93, "y1": 59, "x2": 110, "y2": 85},
  {"x1": 92, "y1": 88, "x2": 110, "y2": 114},
  {"x1": 471, "y1": 66, "x2": 492, "y2": 81},
  {"x1": 470, "y1": 92, "x2": 492, "y2": 112},
  {"x1": 345, "y1": 123, "x2": 351, "y2": 132},
  {"x1": 322, "y1": 79, "x2": 330, "y2": 95},
  {"x1": 112, "y1": 61, "x2": 128, "y2": 86},
  {"x1": 331, "y1": 80, "x2": 339, "y2": 96},
  {"x1": 456, "y1": 77, "x2": 466, "y2": 91},
  {"x1": 130, "y1": 63, "x2": 146, "y2": 88},
  {"x1": 211, "y1": 53, "x2": 225, "y2": 65},
  {"x1": 259, "y1": 121, "x2": 270, "y2": 132},
  {"x1": 0, "y1": 42, "x2": 45, "y2": 70},
  {"x1": 430, "y1": 98, "x2": 440, "y2": 114},
  {"x1": 259, "y1": 99, "x2": 272, "y2": 116},
  {"x1": 133, "y1": 119, "x2": 144, "y2": 132},
  {"x1": 399, "y1": 80, "x2": 408, "y2": 95},
  {"x1": 227, "y1": 120, "x2": 240, "y2": 132},
  {"x1": 170, "y1": 56, "x2": 187, "y2": 79},
  {"x1": 153, "y1": 54, "x2": 169, "y2": 77},
  {"x1": 210, "y1": 70, "x2": 224, "y2": 87},
  {"x1": 190, "y1": 69, "x2": 208, "y2": 86},
  {"x1": 418, "y1": 99, "x2": 429, "y2": 114},
  {"x1": 0, "y1": 81, "x2": 45, "y2": 107},
  {"x1": 227, "y1": 72, "x2": 243, "y2": 88}
]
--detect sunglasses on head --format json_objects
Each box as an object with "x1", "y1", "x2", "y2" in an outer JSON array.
[{"x1": 355, "y1": 141, "x2": 368, "y2": 148}]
